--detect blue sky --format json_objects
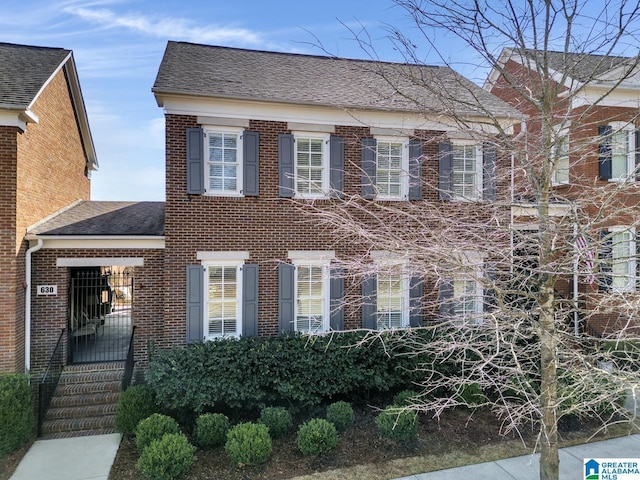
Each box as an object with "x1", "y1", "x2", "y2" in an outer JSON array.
[{"x1": 1, "y1": 0, "x2": 428, "y2": 201}]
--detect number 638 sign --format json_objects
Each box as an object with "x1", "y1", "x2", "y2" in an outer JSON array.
[{"x1": 37, "y1": 285, "x2": 57, "y2": 296}]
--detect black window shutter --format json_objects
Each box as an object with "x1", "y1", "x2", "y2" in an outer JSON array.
[
  {"x1": 637, "y1": 230, "x2": 640, "y2": 291},
  {"x1": 598, "y1": 125, "x2": 613, "y2": 181},
  {"x1": 278, "y1": 134, "x2": 295, "y2": 198},
  {"x1": 361, "y1": 138, "x2": 377, "y2": 199},
  {"x1": 438, "y1": 278, "x2": 454, "y2": 320},
  {"x1": 408, "y1": 140, "x2": 423, "y2": 200},
  {"x1": 598, "y1": 231, "x2": 612, "y2": 292},
  {"x1": 483, "y1": 143, "x2": 497, "y2": 201},
  {"x1": 484, "y1": 262, "x2": 497, "y2": 312},
  {"x1": 242, "y1": 264, "x2": 259, "y2": 337},
  {"x1": 635, "y1": 129, "x2": 640, "y2": 181},
  {"x1": 243, "y1": 131, "x2": 260, "y2": 196},
  {"x1": 278, "y1": 263, "x2": 295, "y2": 333},
  {"x1": 330, "y1": 267, "x2": 344, "y2": 330},
  {"x1": 409, "y1": 276, "x2": 423, "y2": 327},
  {"x1": 438, "y1": 142, "x2": 453, "y2": 200},
  {"x1": 186, "y1": 128, "x2": 204, "y2": 194},
  {"x1": 186, "y1": 265, "x2": 204, "y2": 343},
  {"x1": 361, "y1": 275, "x2": 377, "y2": 329},
  {"x1": 330, "y1": 136, "x2": 344, "y2": 197}
]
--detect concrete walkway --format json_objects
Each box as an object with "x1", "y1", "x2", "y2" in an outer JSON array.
[
  {"x1": 9, "y1": 433, "x2": 121, "y2": 480},
  {"x1": 8, "y1": 432, "x2": 640, "y2": 480},
  {"x1": 395, "y1": 434, "x2": 640, "y2": 480}
]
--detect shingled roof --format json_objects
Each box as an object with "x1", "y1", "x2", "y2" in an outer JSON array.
[
  {"x1": 153, "y1": 41, "x2": 520, "y2": 118},
  {"x1": 28, "y1": 201, "x2": 165, "y2": 237},
  {"x1": 0, "y1": 42, "x2": 71, "y2": 108}
]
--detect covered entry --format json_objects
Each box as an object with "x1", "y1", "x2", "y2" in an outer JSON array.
[{"x1": 69, "y1": 266, "x2": 134, "y2": 363}]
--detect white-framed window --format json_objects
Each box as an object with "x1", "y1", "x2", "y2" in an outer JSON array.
[
  {"x1": 294, "y1": 133, "x2": 329, "y2": 197},
  {"x1": 552, "y1": 127, "x2": 570, "y2": 185},
  {"x1": 203, "y1": 259, "x2": 244, "y2": 339},
  {"x1": 609, "y1": 226, "x2": 636, "y2": 292},
  {"x1": 452, "y1": 141, "x2": 483, "y2": 200},
  {"x1": 289, "y1": 252, "x2": 332, "y2": 333},
  {"x1": 452, "y1": 252, "x2": 484, "y2": 324},
  {"x1": 376, "y1": 270, "x2": 410, "y2": 329},
  {"x1": 376, "y1": 137, "x2": 409, "y2": 200},
  {"x1": 204, "y1": 127, "x2": 243, "y2": 195},
  {"x1": 608, "y1": 122, "x2": 636, "y2": 182}
]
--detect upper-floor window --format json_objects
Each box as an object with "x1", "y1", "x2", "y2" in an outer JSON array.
[
  {"x1": 295, "y1": 133, "x2": 330, "y2": 198},
  {"x1": 552, "y1": 128, "x2": 569, "y2": 185},
  {"x1": 452, "y1": 141, "x2": 483, "y2": 200},
  {"x1": 205, "y1": 128, "x2": 243, "y2": 195},
  {"x1": 376, "y1": 137, "x2": 409, "y2": 200},
  {"x1": 598, "y1": 123, "x2": 637, "y2": 182}
]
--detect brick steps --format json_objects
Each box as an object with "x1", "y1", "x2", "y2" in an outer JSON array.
[{"x1": 40, "y1": 363, "x2": 124, "y2": 438}]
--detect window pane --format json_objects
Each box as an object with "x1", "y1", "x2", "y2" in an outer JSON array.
[
  {"x1": 376, "y1": 141, "x2": 404, "y2": 198},
  {"x1": 611, "y1": 231, "x2": 633, "y2": 289},
  {"x1": 296, "y1": 265, "x2": 325, "y2": 332},
  {"x1": 377, "y1": 272, "x2": 405, "y2": 329},
  {"x1": 611, "y1": 131, "x2": 629, "y2": 178},
  {"x1": 207, "y1": 265, "x2": 238, "y2": 337},
  {"x1": 296, "y1": 137, "x2": 325, "y2": 195},
  {"x1": 207, "y1": 132, "x2": 239, "y2": 192},
  {"x1": 452, "y1": 144, "x2": 478, "y2": 199}
]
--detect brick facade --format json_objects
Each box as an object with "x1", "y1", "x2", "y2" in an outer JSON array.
[{"x1": 0, "y1": 68, "x2": 90, "y2": 373}]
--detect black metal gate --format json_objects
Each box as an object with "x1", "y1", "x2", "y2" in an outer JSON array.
[{"x1": 68, "y1": 267, "x2": 134, "y2": 363}]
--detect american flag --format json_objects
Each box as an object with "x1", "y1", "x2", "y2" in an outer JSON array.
[{"x1": 575, "y1": 235, "x2": 596, "y2": 284}]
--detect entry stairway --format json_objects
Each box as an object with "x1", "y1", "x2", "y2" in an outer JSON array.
[{"x1": 40, "y1": 362, "x2": 124, "y2": 438}]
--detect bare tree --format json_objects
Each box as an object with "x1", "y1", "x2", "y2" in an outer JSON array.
[{"x1": 301, "y1": 2, "x2": 640, "y2": 479}]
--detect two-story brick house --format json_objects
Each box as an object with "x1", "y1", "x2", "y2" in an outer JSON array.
[
  {"x1": 0, "y1": 42, "x2": 97, "y2": 373},
  {"x1": 486, "y1": 48, "x2": 640, "y2": 336},
  {"x1": 152, "y1": 42, "x2": 521, "y2": 346}
]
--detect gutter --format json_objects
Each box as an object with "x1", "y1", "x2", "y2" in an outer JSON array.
[{"x1": 25, "y1": 239, "x2": 44, "y2": 374}]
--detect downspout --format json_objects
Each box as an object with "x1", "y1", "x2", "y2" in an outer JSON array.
[
  {"x1": 25, "y1": 238, "x2": 44, "y2": 374},
  {"x1": 572, "y1": 207, "x2": 580, "y2": 337}
]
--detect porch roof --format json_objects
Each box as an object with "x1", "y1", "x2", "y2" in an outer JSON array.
[{"x1": 27, "y1": 201, "x2": 165, "y2": 236}]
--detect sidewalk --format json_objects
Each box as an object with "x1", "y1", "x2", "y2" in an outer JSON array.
[
  {"x1": 8, "y1": 432, "x2": 640, "y2": 480},
  {"x1": 394, "y1": 434, "x2": 640, "y2": 480}
]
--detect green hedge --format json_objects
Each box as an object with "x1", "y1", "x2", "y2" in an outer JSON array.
[
  {"x1": 147, "y1": 331, "x2": 443, "y2": 412},
  {"x1": 0, "y1": 374, "x2": 34, "y2": 456}
]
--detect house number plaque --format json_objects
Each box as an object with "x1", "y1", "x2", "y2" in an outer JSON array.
[{"x1": 37, "y1": 285, "x2": 57, "y2": 296}]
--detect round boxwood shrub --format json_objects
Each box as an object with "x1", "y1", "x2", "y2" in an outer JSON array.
[
  {"x1": 0, "y1": 374, "x2": 34, "y2": 456},
  {"x1": 136, "y1": 413, "x2": 181, "y2": 452},
  {"x1": 115, "y1": 385, "x2": 158, "y2": 437},
  {"x1": 393, "y1": 389, "x2": 418, "y2": 407},
  {"x1": 136, "y1": 433, "x2": 195, "y2": 480},
  {"x1": 258, "y1": 407, "x2": 292, "y2": 439},
  {"x1": 325, "y1": 401, "x2": 355, "y2": 432},
  {"x1": 375, "y1": 406, "x2": 417, "y2": 442},
  {"x1": 225, "y1": 422, "x2": 272, "y2": 466},
  {"x1": 194, "y1": 413, "x2": 230, "y2": 449},
  {"x1": 296, "y1": 418, "x2": 338, "y2": 456}
]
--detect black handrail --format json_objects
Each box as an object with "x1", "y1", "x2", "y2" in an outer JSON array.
[
  {"x1": 38, "y1": 328, "x2": 65, "y2": 436},
  {"x1": 122, "y1": 325, "x2": 136, "y2": 391}
]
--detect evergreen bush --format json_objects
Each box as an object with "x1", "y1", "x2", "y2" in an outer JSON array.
[
  {"x1": 0, "y1": 374, "x2": 34, "y2": 456},
  {"x1": 136, "y1": 413, "x2": 180, "y2": 452},
  {"x1": 224, "y1": 422, "x2": 272, "y2": 466},
  {"x1": 194, "y1": 413, "x2": 230, "y2": 449},
  {"x1": 258, "y1": 406, "x2": 292, "y2": 439},
  {"x1": 325, "y1": 401, "x2": 355, "y2": 431},
  {"x1": 296, "y1": 418, "x2": 338, "y2": 456},
  {"x1": 375, "y1": 406, "x2": 417, "y2": 442},
  {"x1": 115, "y1": 385, "x2": 158, "y2": 436},
  {"x1": 136, "y1": 433, "x2": 195, "y2": 480}
]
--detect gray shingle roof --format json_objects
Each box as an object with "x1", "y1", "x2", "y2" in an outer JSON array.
[
  {"x1": 153, "y1": 42, "x2": 520, "y2": 118},
  {"x1": 519, "y1": 49, "x2": 633, "y2": 83},
  {"x1": 29, "y1": 201, "x2": 165, "y2": 236},
  {"x1": 0, "y1": 42, "x2": 71, "y2": 108}
]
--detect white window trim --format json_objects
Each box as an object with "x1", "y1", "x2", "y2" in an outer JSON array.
[
  {"x1": 290, "y1": 253, "x2": 333, "y2": 333},
  {"x1": 371, "y1": 252, "x2": 410, "y2": 329},
  {"x1": 374, "y1": 136, "x2": 409, "y2": 201},
  {"x1": 202, "y1": 258, "x2": 245, "y2": 340},
  {"x1": 551, "y1": 126, "x2": 570, "y2": 186},
  {"x1": 203, "y1": 126, "x2": 244, "y2": 197},
  {"x1": 608, "y1": 226, "x2": 636, "y2": 293},
  {"x1": 607, "y1": 122, "x2": 635, "y2": 183},
  {"x1": 451, "y1": 139, "x2": 483, "y2": 201},
  {"x1": 293, "y1": 131, "x2": 330, "y2": 199}
]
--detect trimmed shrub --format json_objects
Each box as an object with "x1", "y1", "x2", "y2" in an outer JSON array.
[
  {"x1": 225, "y1": 422, "x2": 272, "y2": 467},
  {"x1": 0, "y1": 374, "x2": 34, "y2": 456},
  {"x1": 258, "y1": 407, "x2": 292, "y2": 439},
  {"x1": 296, "y1": 418, "x2": 338, "y2": 456},
  {"x1": 136, "y1": 413, "x2": 180, "y2": 452},
  {"x1": 457, "y1": 383, "x2": 486, "y2": 408},
  {"x1": 136, "y1": 433, "x2": 195, "y2": 480},
  {"x1": 115, "y1": 385, "x2": 158, "y2": 437},
  {"x1": 375, "y1": 406, "x2": 417, "y2": 442},
  {"x1": 325, "y1": 401, "x2": 354, "y2": 432},
  {"x1": 194, "y1": 413, "x2": 230, "y2": 449},
  {"x1": 393, "y1": 390, "x2": 418, "y2": 407}
]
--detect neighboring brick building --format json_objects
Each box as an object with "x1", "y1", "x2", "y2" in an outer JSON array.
[
  {"x1": 486, "y1": 48, "x2": 640, "y2": 335},
  {"x1": 152, "y1": 42, "x2": 521, "y2": 347},
  {"x1": 0, "y1": 43, "x2": 97, "y2": 373}
]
